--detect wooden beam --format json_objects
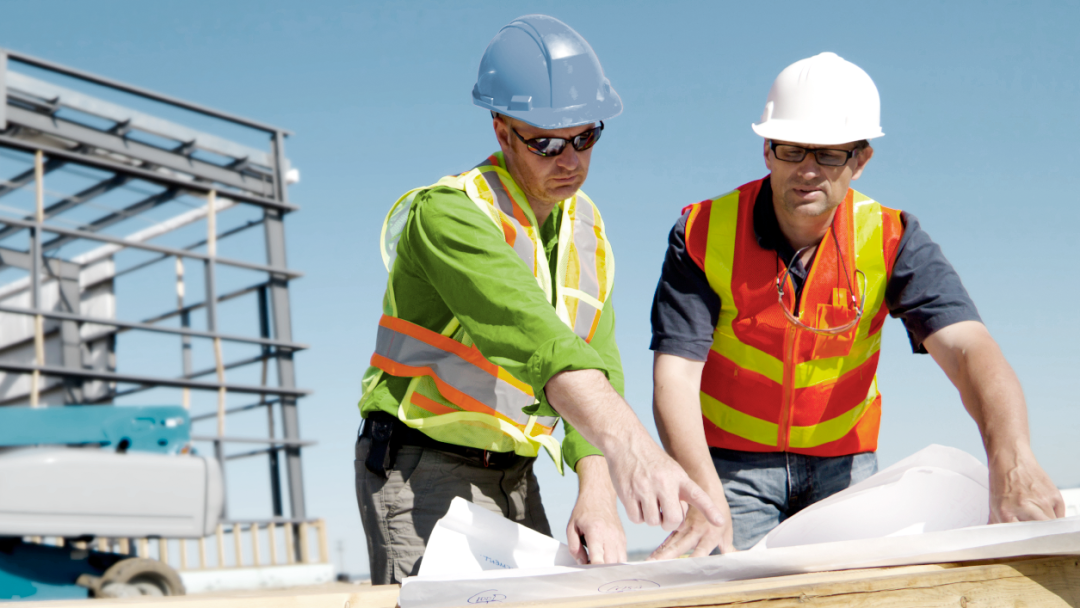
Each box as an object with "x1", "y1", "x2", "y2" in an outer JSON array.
[
  {"x1": 22, "y1": 555, "x2": 1080, "y2": 608},
  {"x1": 504, "y1": 555, "x2": 1080, "y2": 608}
]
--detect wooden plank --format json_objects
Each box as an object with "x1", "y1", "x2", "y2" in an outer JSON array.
[
  {"x1": 23, "y1": 555, "x2": 1079, "y2": 608},
  {"x1": 501, "y1": 555, "x2": 1080, "y2": 608}
]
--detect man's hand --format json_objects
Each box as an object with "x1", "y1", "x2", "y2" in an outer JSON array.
[
  {"x1": 545, "y1": 369, "x2": 724, "y2": 534},
  {"x1": 567, "y1": 455, "x2": 626, "y2": 564},
  {"x1": 649, "y1": 486, "x2": 734, "y2": 560},
  {"x1": 989, "y1": 446, "x2": 1064, "y2": 522},
  {"x1": 601, "y1": 429, "x2": 724, "y2": 531},
  {"x1": 924, "y1": 321, "x2": 1064, "y2": 523}
]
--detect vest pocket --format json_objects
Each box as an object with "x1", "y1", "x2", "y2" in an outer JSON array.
[{"x1": 811, "y1": 302, "x2": 857, "y2": 359}]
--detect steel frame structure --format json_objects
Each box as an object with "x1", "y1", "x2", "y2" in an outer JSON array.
[{"x1": 0, "y1": 49, "x2": 311, "y2": 526}]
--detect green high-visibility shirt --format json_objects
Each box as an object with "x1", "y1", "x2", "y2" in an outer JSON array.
[{"x1": 359, "y1": 159, "x2": 623, "y2": 472}]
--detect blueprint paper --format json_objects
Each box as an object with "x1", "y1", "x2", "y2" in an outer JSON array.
[
  {"x1": 400, "y1": 518, "x2": 1080, "y2": 608},
  {"x1": 418, "y1": 497, "x2": 577, "y2": 577},
  {"x1": 754, "y1": 444, "x2": 990, "y2": 549},
  {"x1": 401, "y1": 445, "x2": 1080, "y2": 608}
]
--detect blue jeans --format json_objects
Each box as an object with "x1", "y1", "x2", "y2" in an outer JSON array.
[{"x1": 710, "y1": 448, "x2": 879, "y2": 550}]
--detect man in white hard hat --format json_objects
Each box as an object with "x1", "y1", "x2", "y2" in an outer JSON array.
[
  {"x1": 355, "y1": 15, "x2": 722, "y2": 583},
  {"x1": 648, "y1": 52, "x2": 1064, "y2": 556}
]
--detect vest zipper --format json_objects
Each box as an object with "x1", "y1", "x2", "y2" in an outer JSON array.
[{"x1": 778, "y1": 271, "x2": 798, "y2": 451}]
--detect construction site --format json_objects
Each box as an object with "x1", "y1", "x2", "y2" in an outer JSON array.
[
  {"x1": 2, "y1": 2, "x2": 1080, "y2": 608},
  {"x1": 0, "y1": 49, "x2": 332, "y2": 599}
]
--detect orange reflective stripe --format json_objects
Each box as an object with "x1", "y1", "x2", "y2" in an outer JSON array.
[
  {"x1": 371, "y1": 353, "x2": 495, "y2": 415},
  {"x1": 409, "y1": 391, "x2": 459, "y2": 416},
  {"x1": 381, "y1": 315, "x2": 492, "y2": 381},
  {"x1": 378, "y1": 315, "x2": 534, "y2": 396}
]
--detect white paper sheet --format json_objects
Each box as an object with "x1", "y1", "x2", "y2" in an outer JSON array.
[
  {"x1": 401, "y1": 517, "x2": 1080, "y2": 608},
  {"x1": 418, "y1": 496, "x2": 578, "y2": 577},
  {"x1": 754, "y1": 444, "x2": 990, "y2": 549},
  {"x1": 401, "y1": 445, "x2": 1080, "y2": 608}
]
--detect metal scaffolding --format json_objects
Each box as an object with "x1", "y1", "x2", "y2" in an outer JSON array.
[{"x1": 0, "y1": 49, "x2": 311, "y2": 523}]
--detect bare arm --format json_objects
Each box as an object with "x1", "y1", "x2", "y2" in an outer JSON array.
[
  {"x1": 649, "y1": 353, "x2": 734, "y2": 558},
  {"x1": 923, "y1": 320, "x2": 1063, "y2": 522},
  {"x1": 566, "y1": 455, "x2": 625, "y2": 564},
  {"x1": 545, "y1": 368, "x2": 724, "y2": 531}
]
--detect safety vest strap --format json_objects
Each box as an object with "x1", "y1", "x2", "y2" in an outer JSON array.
[
  {"x1": 560, "y1": 194, "x2": 612, "y2": 343},
  {"x1": 370, "y1": 314, "x2": 558, "y2": 433}
]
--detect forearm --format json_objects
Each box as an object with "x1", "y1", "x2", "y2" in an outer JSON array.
[
  {"x1": 545, "y1": 369, "x2": 650, "y2": 455},
  {"x1": 576, "y1": 455, "x2": 616, "y2": 500},
  {"x1": 653, "y1": 353, "x2": 721, "y2": 488},
  {"x1": 925, "y1": 322, "x2": 1031, "y2": 454},
  {"x1": 924, "y1": 320, "x2": 1063, "y2": 521}
]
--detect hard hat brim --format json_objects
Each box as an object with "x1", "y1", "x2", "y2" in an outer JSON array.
[
  {"x1": 474, "y1": 89, "x2": 623, "y2": 129},
  {"x1": 752, "y1": 120, "x2": 884, "y2": 146}
]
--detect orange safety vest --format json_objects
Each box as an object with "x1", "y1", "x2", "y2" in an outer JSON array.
[
  {"x1": 684, "y1": 177, "x2": 903, "y2": 457},
  {"x1": 359, "y1": 153, "x2": 615, "y2": 472}
]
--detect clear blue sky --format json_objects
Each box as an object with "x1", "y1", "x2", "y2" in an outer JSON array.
[{"x1": 0, "y1": 0, "x2": 1077, "y2": 577}]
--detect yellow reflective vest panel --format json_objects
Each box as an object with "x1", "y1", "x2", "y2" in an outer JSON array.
[{"x1": 362, "y1": 153, "x2": 615, "y2": 472}]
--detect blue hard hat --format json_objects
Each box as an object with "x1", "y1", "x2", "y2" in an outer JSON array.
[{"x1": 472, "y1": 15, "x2": 623, "y2": 129}]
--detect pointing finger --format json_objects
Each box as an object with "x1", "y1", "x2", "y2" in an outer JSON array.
[{"x1": 680, "y1": 480, "x2": 724, "y2": 527}]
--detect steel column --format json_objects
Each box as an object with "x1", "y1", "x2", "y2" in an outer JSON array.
[
  {"x1": 260, "y1": 285, "x2": 284, "y2": 517},
  {"x1": 267, "y1": 131, "x2": 305, "y2": 522}
]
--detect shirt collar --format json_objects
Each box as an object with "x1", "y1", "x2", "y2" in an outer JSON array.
[{"x1": 753, "y1": 176, "x2": 798, "y2": 266}]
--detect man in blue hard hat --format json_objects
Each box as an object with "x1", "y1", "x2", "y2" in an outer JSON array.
[{"x1": 355, "y1": 15, "x2": 722, "y2": 584}]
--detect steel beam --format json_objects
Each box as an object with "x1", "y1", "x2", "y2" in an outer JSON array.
[
  {"x1": 0, "y1": 52, "x2": 6, "y2": 130},
  {"x1": 0, "y1": 173, "x2": 128, "y2": 242},
  {"x1": 0, "y1": 157, "x2": 65, "y2": 203},
  {"x1": 190, "y1": 397, "x2": 281, "y2": 422},
  {"x1": 0, "y1": 135, "x2": 297, "y2": 211},
  {"x1": 141, "y1": 282, "x2": 268, "y2": 325},
  {"x1": 5, "y1": 49, "x2": 291, "y2": 135},
  {"x1": 0, "y1": 303, "x2": 308, "y2": 349},
  {"x1": 190, "y1": 436, "x2": 315, "y2": 447},
  {"x1": 0, "y1": 214, "x2": 301, "y2": 277},
  {"x1": 0, "y1": 361, "x2": 311, "y2": 396},
  {"x1": 41, "y1": 186, "x2": 181, "y2": 252},
  {"x1": 0, "y1": 246, "x2": 78, "y2": 277},
  {"x1": 7, "y1": 107, "x2": 276, "y2": 197}
]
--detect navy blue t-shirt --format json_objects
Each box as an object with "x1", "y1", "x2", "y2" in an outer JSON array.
[{"x1": 650, "y1": 177, "x2": 981, "y2": 360}]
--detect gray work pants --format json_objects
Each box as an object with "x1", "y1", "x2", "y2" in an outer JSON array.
[{"x1": 355, "y1": 435, "x2": 551, "y2": 584}]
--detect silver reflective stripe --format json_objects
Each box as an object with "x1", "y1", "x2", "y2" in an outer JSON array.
[
  {"x1": 476, "y1": 169, "x2": 536, "y2": 273},
  {"x1": 569, "y1": 199, "x2": 603, "y2": 339},
  {"x1": 375, "y1": 323, "x2": 537, "y2": 426},
  {"x1": 573, "y1": 299, "x2": 602, "y2": 342}
]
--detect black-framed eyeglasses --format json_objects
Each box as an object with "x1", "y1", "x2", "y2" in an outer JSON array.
[
  {"x1": 769, "y1": 141, "x2": 859, "y2": 167},
  {"x1": 511, "y1": 122, "x2": 604, "y2": 157}
]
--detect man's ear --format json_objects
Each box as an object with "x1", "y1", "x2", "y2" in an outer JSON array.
[
  {"x1": 763, "y1": 139, "x2": 773, "y2": 172},
  {"x1": 493, "y1": 114, "x2": 513, "y2": 154},
  {"x1": 851, "y1": 145, "x2": 874, "y2": 181}
]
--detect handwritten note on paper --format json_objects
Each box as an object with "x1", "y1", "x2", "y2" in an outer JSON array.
[
  {"x1": 598, "y1": 579, "x2": 661, "y2": 594},
  {"x1": 467, "y1": 590, "x2": 507, "y2": 604}
]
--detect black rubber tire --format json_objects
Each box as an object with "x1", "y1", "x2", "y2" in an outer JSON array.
[{"x1": 94, "y1": 558, "x2": 186, "y2": 597}]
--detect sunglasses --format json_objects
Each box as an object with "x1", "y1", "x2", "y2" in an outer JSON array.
[{"x1": 511, "y1": 122, "x2": 604, "y2": 157}]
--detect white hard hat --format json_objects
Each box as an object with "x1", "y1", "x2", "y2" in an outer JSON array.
[{"x1": 752, "y1": 52, "x2": 883, "y2": 146}]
